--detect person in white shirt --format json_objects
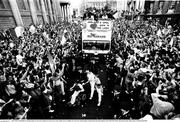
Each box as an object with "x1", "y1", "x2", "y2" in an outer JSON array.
[
  {"x1": 150, "y1": 82, "x2": 175, "y2": 119},
  {"x1": 16, "y1": 51, "x2": 24, "y2": 65},
  {"x1": 86, "y1": 70, "x2": 103, "y2": 106},
  {"x1": 86, "y1": 70, "x2": 96, "y2": 100}
]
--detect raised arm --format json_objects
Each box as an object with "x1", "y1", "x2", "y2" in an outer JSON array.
[
  {"x1": 70, "y1": 84, "x2": 76, "y2": 91},
  {"x1": 55, "y1": 63, "x2": 66, "y2": 81},
  {"x1": 59, "y1": 63, "x2": 66, "y2": 76},
  {"x1": 20, "y1": 66, "x2": 30, "y2": 81}
]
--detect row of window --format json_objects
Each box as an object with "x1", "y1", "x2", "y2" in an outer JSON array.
[{"x1": 0, "y1": 0, "x2": 52, "y2": 12}]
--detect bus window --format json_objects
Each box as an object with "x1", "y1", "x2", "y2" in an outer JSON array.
[{"x1": 83, "y1": 41, "x2": 110, "y2": 51}]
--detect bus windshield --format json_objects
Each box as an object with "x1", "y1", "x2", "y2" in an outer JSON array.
[
  {"x1": 83, "y1": 40, "x2": 110, "y2": 50},
  {"x1": 82, "y1": 19, "x2": 112, "y2": 54}
]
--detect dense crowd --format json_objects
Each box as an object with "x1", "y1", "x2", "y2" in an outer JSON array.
[
  {"x1": 0, "y1": 21, "x2": 83, "y2": 119},
  {"x1": 110, "y1": 18, "x2": 180, "y2": 119},
  {"x1": 82, "y1": 5, "x2": 117, "y2": 20},
  {"x1": 0, "y1": 12, "x2": 180, "y2": 120}
]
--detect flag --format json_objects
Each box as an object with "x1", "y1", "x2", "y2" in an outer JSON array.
[
  {"x1": 61, "y1": 29, "x2": 67, "y2": 46},
  {"x1": 47, "y1": 52, "x2": 55, "y2": 74},
  {"x1": 43, "y1": 32, "x2": 49, "y2": 40},
  {"x1": 61, "y1": 34, "x2": 66, "y2": 46},
  {"x1": 29, "y1": 25, "x2": 36, "y2": 34},
  {"x1": 118, "y1": 33, "x2": 121, "y2": 40},
  {"x1": 15, "y1": 26, "x2": 24, "y2": 37},
  {"x1": 169, "y1": 37, "x2": 174, "y2": 47},
  {"x1": 156, "y1": 29, "x2": 162, "y2": 37},
  {"x1": 113, "y1": 12, "x2": 119, "y2": 19}
]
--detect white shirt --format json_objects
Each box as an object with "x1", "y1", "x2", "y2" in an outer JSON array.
[
  {"x1": 87, "y1": 72, "x2": 95, "y2": 82},
  {"x1": 29, "y1": 25, "x2": 36, "y2": 34},
  {"x1": 45, "y1": 69, "x2": 51, "y2": 74},
  {"x1": 150, "y1": 93, "x2": 174, "y2": 118}
]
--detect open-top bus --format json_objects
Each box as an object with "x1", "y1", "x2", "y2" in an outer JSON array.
[{"x1": 82, "y1": 19, "x2": 112, "y2": 58}]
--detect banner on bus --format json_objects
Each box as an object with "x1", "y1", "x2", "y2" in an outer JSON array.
[
  {"x1": 82, "y1": 30, "x2": 111, "y2": 40},
  {"x1": 83, "y1": 20, "x2": 112, "y2": 31}
]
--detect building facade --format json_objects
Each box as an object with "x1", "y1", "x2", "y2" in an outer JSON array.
[
  {"x1": 116, "y1": 0, "x2": 180, "y2": 24},
  {"x1": 142, "y1": 0, "x2": 180, "y2": 25},
  {"x1": 116, "y1": 0, "x2": 145, "y2": 15},
  {"x1": 117, "y1": 0, "x2": 180, "y2": 15},
  {"x1": 143, "y1": 0, "x2": 180, "y2": 15},
  {"x1": 0, "y1": 0, "x2": 70, "y2": 29}
]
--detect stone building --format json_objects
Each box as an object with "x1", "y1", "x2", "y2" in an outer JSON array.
[
  {"x1": 116, "y1": 0, "x2": 180, "y2": 25},
  {"x1": 0, "y1": 0, "x2": 70, "y2": 29},
  {"x1": 142, "y1": 0, "x2": 180, "y2": 25},
  {"x1": 142, "y1": 0, "x2": 180, "y2": 15}
]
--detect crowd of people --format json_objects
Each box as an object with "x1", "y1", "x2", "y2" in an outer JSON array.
[
  {"x1": 82, "y1": 5, "x2": 117, "y2": 20},
  {"x1": 0, "y1": 21, "x2": 84, "y2": 119},
  {"x1": 109, "y1": 18, "x2": 180, "y2": 119},
  {"x1": 0, "y1": 9, "x2": 180, "y2": 120}
]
